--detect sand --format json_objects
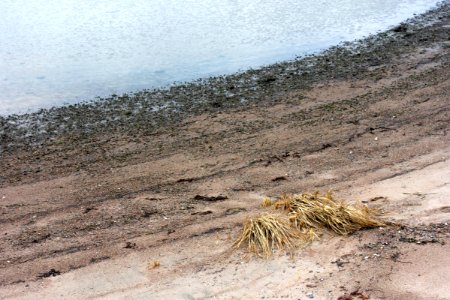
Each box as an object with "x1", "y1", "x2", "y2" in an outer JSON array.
[{"x1": 0, "y1": 3, "x2": 449, "y2": 299}]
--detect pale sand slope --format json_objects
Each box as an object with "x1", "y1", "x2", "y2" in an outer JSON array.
[{"x1": 2, "y1": 149, "x2": 449, "y2": 300}]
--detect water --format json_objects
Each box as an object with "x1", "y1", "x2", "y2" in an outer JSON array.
[{"x1": 0, "y1": 0, "x2": 441, "y2": 115}]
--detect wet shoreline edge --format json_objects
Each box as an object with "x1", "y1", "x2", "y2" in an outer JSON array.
[{"x1": 0, "y1": 1, "x2": 449, "y2": 152}]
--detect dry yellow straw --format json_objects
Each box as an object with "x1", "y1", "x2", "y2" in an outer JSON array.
[
  {"x1": 277, "y1": 192, "x2": 385, "y2": 235},
  {"x1": 233, "y1": 192, "x2": 386, "y2": 257},
  {"x1": 261, "y1": 197, "x2": 273, "y2": 208},
  {"x1": 233, "y1": 213, "x2": 301, "y2": 257}
]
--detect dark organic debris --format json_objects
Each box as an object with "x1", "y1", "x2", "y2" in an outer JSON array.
[
  {"x1": 332, "y1": 258, "x2": 350, "y2": 268},
  {"x1": 38, "y1": 269, "x2": 61, "y2": 278},
  {"x1": 367, "y1": 196, "x2": 386, "y2": 203},
  {"x1": 140, "y1": 208, "x2": 158, "y2": 218},
  {"x1": 202, "y1": 227, "x2": 225, "y2": 235},
  {"x1": 83, "y1": 207, "x2": 94, "y2": 213},
  {"x1": 396, "y1": 223, "x2": 448, "y2": 245},
  {"x1": 337, "y1": 289, "x2": 370, "y2": 300},
  {"x1": 225, "y1": 207, "x2": 247, "y2": 215},
  {"x1": 191, "y1": 210, "x2": 213, "y2": 216},
  {"x1": 193, "y1": 195, "x2": 228, "y2": 202},
  {"x1": 191, "y1": 227, "x2": 225, "y2": 237},
  {"x1": 320, "y1": 143, "x2": 333, "y2": 150},
  {"x1": 90, "y1": 256, "x2": 110, "y2": 264},
  {"x1": 176, "y1": 178, "x2": 195, "y2": 183},
  {"x1": 30, "y1": 233, "x2": 51, "y2": 244},
  {"x1": 124, "y1": 242, "x2": 137, "y2": 249},
  {"x1": 258, "y1": 76, "x2": 277, "y2": 84},
  {"x1": 392, "y1": 23, "x2": 408, "y2": 33},
  {"x1": 268, "y1": 155, "x2": 284, "y2": 163},
  {"x1": 399, "y1": 236, "x2": 439, "y2": 244},
  {"x1": 272, "y1": 176, "x2": 288, "y2": 182}
]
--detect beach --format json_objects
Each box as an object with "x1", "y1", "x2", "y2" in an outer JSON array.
[{"x1": 0, "y1": 2, "x2": 449, "y2": 299}]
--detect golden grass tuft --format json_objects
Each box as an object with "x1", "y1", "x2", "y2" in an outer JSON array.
[
  {"x1": 233, "y1": 191, "x2": 387, "y2": 257},
  {"x1": 279, "y1": 192, "x2": 385, "y2": 235},
  {"x1": 273, "y1": 193, "x2": 294, "y2": 210},
  {"x1": 261, "y1": 197, "x2": 273, "y2": 208},
  {"x1": 300, "y1": 228, "x2": 319, "y2": 243},
  {"x1": 233, "y1": 213, "x2": 301, "y2": 257}
]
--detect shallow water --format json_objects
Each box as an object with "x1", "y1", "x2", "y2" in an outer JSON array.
[{"x1": 0, "y1": 0, "x2": 441, "y2": 115}]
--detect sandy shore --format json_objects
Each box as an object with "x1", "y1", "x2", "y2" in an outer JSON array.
[{"x1": 0, "y1": 2, "x2": 449, "y2": 299}]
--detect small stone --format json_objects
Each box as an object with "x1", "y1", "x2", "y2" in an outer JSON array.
[{"x1": 306, "y1": 292, "x2": 314, "y2": 298}]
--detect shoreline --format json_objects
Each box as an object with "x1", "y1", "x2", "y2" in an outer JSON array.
[
  {"x1": 0, "y1": 1, "x2": 448, "y2": 297},
  {"x1": 1, "y1": 1, "x2": 449, "y2": 153},
  {"x1": 0, "y1": 2, "x2": 443, "y2": 117}
]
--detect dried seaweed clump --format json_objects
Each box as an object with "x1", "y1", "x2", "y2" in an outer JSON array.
[
  {"x1": 233, "y1": 192, "x2": 386, "y2": 257},
  {"x1": 276, "y1": 192, "x2": 385, "y2": 235},
  {"x1": 232, "y1": 213, "x2": 301, "y2": 257}
]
